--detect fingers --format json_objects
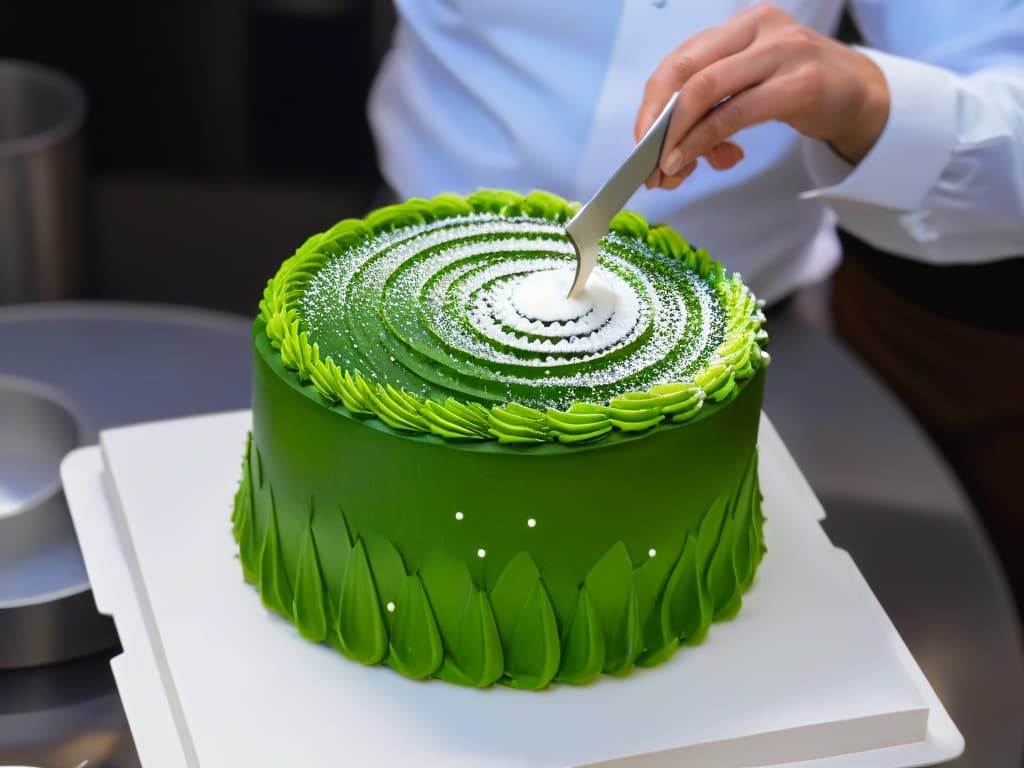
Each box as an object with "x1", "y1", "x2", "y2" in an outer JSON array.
[
  {"x1": 658, "y1": 47, "x2": 777, "y2": 174},
  {"x1": 659, "y1": 161, "x2": 697, "y2": 190},
  {"x1": 645, "y1": 141, "x2": 738, "y2": 188},
  {"x1": 645, "y1": 168, "x2": 664, "y2": 190},
  {"x1": 634, "y1": 15, "x2": 759, "y2": 141},
  {"x1": 662, "y1": 76, "x2": 789, "y2": 176},
  {"x1": 704, "y1": 141, "x2": 744, "y2": 170},
  {"x1": 650, "y1": 141, "x2": 742, "y2": 191}
]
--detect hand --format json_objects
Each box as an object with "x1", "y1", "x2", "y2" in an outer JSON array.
[{"x1": 635, "y1": 2, "x2": 890, "y2": 190}]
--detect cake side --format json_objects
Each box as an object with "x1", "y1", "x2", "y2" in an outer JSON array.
[{"x1": 233, "y1": 334, "x2": 765, "y2": 687}]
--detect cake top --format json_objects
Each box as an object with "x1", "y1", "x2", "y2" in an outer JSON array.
[{"x1": 258, "y1": 189, "x2": 767, "y2": 445}]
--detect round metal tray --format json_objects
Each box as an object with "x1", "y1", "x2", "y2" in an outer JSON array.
[
  {"x1": 0, "y1": 374, "x2": 114, "y2": 668},
  {"x1": 0, "y1": 301, "x2": 252, "y2": 669},
  {"x1": 0, "y1": 375, "x2": 84, "y2": 519}
]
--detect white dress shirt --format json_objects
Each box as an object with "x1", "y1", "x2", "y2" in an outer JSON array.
[{"x1": 368, "y1": 0, "x2": 1024, "y2": 304}]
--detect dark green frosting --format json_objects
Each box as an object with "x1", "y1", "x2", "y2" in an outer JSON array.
[
  {"x1": 233, "y1": 190, "x2": 769, "y2": 688},
  {"x1": 258, "y1": 189, "x2": 767, "y2": 445}
]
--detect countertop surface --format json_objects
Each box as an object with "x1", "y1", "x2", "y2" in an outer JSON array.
[{"x1": 0, "y1": 299, "x2": 1021, "y2": 768}]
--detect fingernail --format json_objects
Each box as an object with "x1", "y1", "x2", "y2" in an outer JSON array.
[{"x1": 661, "y1": 149, "x2": 685, "y2": 177}]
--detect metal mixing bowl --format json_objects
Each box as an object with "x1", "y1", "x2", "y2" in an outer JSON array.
[
  {"x1": 0, "y1": 374, "x2": 116, "y2": 668},
  {"x1": 0, "y1": 373, "x2": 83, "y2": 519}
]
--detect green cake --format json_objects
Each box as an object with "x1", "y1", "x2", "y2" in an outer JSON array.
[{"x1": 231, "y1": 189, "x2": 769, "y2": 689}]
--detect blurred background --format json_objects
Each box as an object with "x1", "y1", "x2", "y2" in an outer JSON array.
[
  {"x1": 0, "y1": 0, "x2": 391, "y2": 314},
  {"x1": 0, "y1": 2, "x2": 1022, "y2": 767}
]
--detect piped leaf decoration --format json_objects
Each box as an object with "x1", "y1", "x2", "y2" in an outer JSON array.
[
  {"x1": 752, "y1": 466, "x2": 768, "y2": 565},
  {"x1": 490, "y1": 553, "x2": 560, "y2": 690},
  {"x1": 309, "y1": 354, "x2": 346, "y2": 405},
  {"x1": 646, "y1": 224, "x2": 692, "y2": 262},
  {"x1": 505, "y1": 582, "x2": 561, "y2": 689},
  {"x1": 540, "y1": 562, "x2": 583, "y2": 634},
  {"x1": 231, "y1": 432, "x2": 252, "y2": 536},
  {"x1": 430, "y1": 192, "x2": 474, "y2": 219},
  {"x1": 418, "y1": 550, "x2": 504, "y2": 686},
  {"x1": 633, "y1": 564, "x2": 656, "y2": 641},
  {"x1": 251, "y1": 446, "x2": 275, "y2": 543},
  {"x1": 489, "y1": 554, "x2": 537, "y2": 629},
  {"x1": 734, "y1": 512, "x2": 755, "y2": 595},
  {"x1": 522, "y1": 189, "x2": 575, "y2": 222},
  {"x1": 468, "y1": 188, "x2": 523, "y2": 214},
  {"x1": 748, "y1": 523, "x2": 762, "y2": 581},
  {"x1": 292, "y1": 522, "x2": 328, "y2": 641},
  {"x1": 706, "y1": 514, "x2": 741, "y2": 621},
  {"x1": 642, "y1": 538, "x2": 683, "y2": 602},
  {"x1": 258, "y1": 494, "x2": 294, "y2": 618},
  {"x1": 697, "y1": 494, "x2": 729, "y2": 573},
  {"x1": 609, "y1": 209, "x2": 650, "y2": 240},
  {"x1": 584, "y1": 542, "x2": 642, "y2": 674},
  {"x1": 752, "y1": 491, "x2": 767, "y2": 567},
  {"x1": 387, "y1": 573, "x2": 443, "y2": 680},
  {"x1": 633, "y1": 563, "x2": 678, "y2": 668},
  {"x1": 334, "y1": 539, "x2": 387, "y2": 664},
  {"x1": 417, "y1": 549, "x2": 475, "y2": 651},
  {"x1": 733, "y1": 449, "x2": 760, "y2": 591},
  {"x1": 311, "y1": 503, "x2": 352, "y2": 621},
  {"x1": 232, "y1": 435, "x2": 259, "y2": 584},
  {"x1": 239, "y1": 486, "x2": 262, "y2": 585},
  {"x1": 556, "y1": 587, "x2": 605, "y2": 684},
  {"x1": 234, "y1": 495, "x2": 257, "y2": 585},
  {"x1": 436, "y1": 589, "x2": 505, "y2": 688},
  {"x1": 662, "y1": 533, "x2": 711, "y2": 645},
  {"x1": 359, "y1": 529, "x2": 408, "y2": 633},
  {"x1": 317, "y1": 217, "x2": 370, "y2": 251},
  {"x1": 253, "y1": 439, "x2": 265, "y2": 490},
  {"x1": 365, "y1": 202, "x2": 426, "y2": 234}
]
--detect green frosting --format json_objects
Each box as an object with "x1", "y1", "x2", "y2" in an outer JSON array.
[
  {"x1": 258, "y1": 190, "x2": 767, "y2": 446},
  {"x1": 233, "y1": 189, "x2": 771, "y2": 688},
  {"x1": 232, "y1": 425, "x2": 765, "y2": 686},
  {"x1": 335, "y1": 539, "x2": 388, "y2": 664},
  {"x1": 292, "y1": 521, "x2": 328, "y2": 642},
  {"x1": 233, "y1": 355, "x2": 767, "y2": 688},
  {"x1": 387, "y1": 574, "x2": 443, "y2": 679}
]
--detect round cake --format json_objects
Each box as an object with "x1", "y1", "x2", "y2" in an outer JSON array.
[{"x1": 231, "y1": 189, "x2": 768, "y2": 689}]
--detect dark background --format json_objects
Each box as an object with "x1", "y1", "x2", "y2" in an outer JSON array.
[
  {"x1": 0, "y1": 0, "x2": 391, "y2": 315},
  {"x1": 0, "y1": 2, "x2": 864, "y2": 318}
]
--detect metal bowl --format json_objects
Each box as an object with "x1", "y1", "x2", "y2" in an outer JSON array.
[
  {"x1": 0, "y1": 374, "x2": 116, "y2": 669},
  {"x1": 0, "y1": 374, "x2": 84, "y2": 519}
]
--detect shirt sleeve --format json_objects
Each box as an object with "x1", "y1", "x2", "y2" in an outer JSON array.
[{"x1": 798, "y1": 2, "x2": 1024, "y2": 265}]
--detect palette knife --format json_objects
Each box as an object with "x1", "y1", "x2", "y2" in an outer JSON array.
[{"x1": 565, "y1": 91, "x2": 679, "y2": 299}]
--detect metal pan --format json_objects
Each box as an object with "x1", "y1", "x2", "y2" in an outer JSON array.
[
  {"x1": 0, "y1": 374, "x2": 116, "y2": 668},
  {"x1": 0, "y1": 373, "x2": 83, "y2": 519}
]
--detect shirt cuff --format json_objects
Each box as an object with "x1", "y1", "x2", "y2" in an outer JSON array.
[{"x1": 799, "y1": 47, "x2": 959, "y2": 211}]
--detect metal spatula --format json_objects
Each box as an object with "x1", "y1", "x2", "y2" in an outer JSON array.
[{"x1": 566, "y1": 91, "x2": 679, "y2": 298}]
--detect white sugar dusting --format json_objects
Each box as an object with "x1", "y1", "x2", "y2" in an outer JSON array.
[
  {"x1": 510, "y1": 269, "x2": 611, "y2": 324},
  {"x1": 298, "y1": 214, "x2": 727, "y2": 410},
  {"x1": 465, "y1": 262, "x2": 643, "y2": 357}
]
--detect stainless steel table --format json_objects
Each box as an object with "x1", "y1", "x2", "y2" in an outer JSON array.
[{"x1": 0, "y1": 299, "x2": 1020, "y2": 767}]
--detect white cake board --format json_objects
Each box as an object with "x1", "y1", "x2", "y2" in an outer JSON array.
[{"x1": 60, "y1": 411, "x2": 963, "y2": 768}]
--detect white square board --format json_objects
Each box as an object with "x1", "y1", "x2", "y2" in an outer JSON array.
[{"x1": 61, "y1": 411, "x2": 964, "y2": 767}]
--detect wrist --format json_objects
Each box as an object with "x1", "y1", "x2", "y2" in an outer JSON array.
[{"x1": 828, "y1": 50, "x2": 891, "y2": 165}]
